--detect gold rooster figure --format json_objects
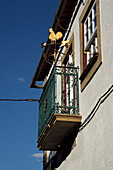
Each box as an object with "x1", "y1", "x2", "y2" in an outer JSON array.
[
  {"x1": 49, "y1": 28, "x2": 63, "y2": 44},
  {"x1": 41, "y1": 28, "x2": 69, "y2": 64}
]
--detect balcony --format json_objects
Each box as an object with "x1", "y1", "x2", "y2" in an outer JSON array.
[{"x1": 37, "y1": 66, "x2": 82, "y2": 150}]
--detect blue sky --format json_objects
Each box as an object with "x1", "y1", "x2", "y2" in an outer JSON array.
[{"x1": 0, "y1": 0, "x2": 60, "y2": 169}]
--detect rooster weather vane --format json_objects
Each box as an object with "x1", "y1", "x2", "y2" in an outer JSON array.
[{"x1": 41, "y1": 28, "x2": 69, "y2": 65}]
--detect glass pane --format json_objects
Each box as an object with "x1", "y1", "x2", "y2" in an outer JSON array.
[
  {"x1": 89, "y1": 13, "x2": 92, "y2": 25},
  {"x1": 86, "y1": 20, "x2": 88, "y2": 31},
  {"x1": 94, "y1": 5, "x2": 96, "y2": 16},
  {"x1": 94, "y1": 16, "x2": 97, "y2": 28},
  {"x1": 86, "y1": 31, "x2": 89, "y2": 42},
  {"x1": 90, "y1": 24, "x2": 93, "y2": 36}
]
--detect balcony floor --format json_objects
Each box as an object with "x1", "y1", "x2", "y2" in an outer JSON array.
[{"x1": 37, "y1": 114, "x2": 82, "y2": 150}]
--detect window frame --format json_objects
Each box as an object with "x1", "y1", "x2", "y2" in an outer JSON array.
[{"x1": 79, "y1": 0, "x2": 102, "y2": 91}]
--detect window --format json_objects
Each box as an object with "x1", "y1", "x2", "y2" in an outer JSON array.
[
  {"x1": 84, "y1": 2, "x2": 97, "y2": 65},
  {"x1": 79, "y1": 0, "x2": 102, "y2": 91}
]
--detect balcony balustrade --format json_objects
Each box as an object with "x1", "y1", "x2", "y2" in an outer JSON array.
[{"x1": 37, "y1": 66, "x2": 82, "y2": 150}]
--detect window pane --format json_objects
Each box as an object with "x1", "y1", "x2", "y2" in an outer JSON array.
[
  {"x1": 86, "y1": 31, "x2": 89, "y2": 42},
  {"x1": 94, "y1": 5, "x2": 96, "y2": 16},
  {"x1": 86, "y1": 20, "x2": 88, "y2": 31},
  {"x1": 90, "y1": 24, "x2": 93, "y2": 36},
  {"x1": 94, "y1": 16, "x2": 97, "y2": 28},
  {"x1": 89, "y1": 13, "x2": 92, "y2": 25}
]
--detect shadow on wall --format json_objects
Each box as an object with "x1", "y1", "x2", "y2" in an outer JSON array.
[
  {"x1": 43, "y1": 85, "x2": 113, "y2": 170},
  {"x1": 43, "y1": 126, "x2": 80, "y2": 170}
]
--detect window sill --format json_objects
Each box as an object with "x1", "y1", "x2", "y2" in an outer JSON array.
[{"x1": 79, "y1": 52, "x2": 98, "y2": 83}]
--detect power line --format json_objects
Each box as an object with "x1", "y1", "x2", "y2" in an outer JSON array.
[
  {"x1": 1, "y1": 85, "x2": 113, "y2": 131},
  {"x1": 0, "y1": 99, "x2": 39, "y2": 102},
  {"x1": 79, "y1": 85, "x2": 113, "y2": 132}
]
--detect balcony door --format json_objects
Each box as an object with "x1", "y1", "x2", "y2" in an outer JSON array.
[{"x1": 62, "y1": 44, "x2": 76, "y2": 114}]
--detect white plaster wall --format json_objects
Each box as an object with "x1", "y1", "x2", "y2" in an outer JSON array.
[{"x1": 58, "y1": 0, "x2": 113, "y2": 169}]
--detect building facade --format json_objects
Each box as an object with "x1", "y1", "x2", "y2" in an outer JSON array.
[{"x1": 30, "y1": 0, "x2": 113, "y2": 169}]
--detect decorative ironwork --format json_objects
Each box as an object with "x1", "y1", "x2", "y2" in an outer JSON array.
[
  {"x1": 38, "y1": 66, "x2": 79, "y2": 139},
  {"x1": 49, "y1": 28, "x2": 63, "y2": 44},
  {"x1": 41, "y1": 28, "x2": 69, "y2": 65}
]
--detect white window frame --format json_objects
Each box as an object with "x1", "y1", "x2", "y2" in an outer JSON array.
[
  {"x1": 84, "y1": 1, "x2": 98, "y2": 64},
  {"x1": 79, "y1": 0, "x2": 102, "y2": 91}
]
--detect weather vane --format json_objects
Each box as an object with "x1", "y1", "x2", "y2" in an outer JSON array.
[{"x1": 41, "y1": 28, "x2": 69, "y2": 64}]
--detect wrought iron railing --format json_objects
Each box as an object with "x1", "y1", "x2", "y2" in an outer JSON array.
[{"x1": 38, "y1": 66, "x2": 79, "y2": 138}]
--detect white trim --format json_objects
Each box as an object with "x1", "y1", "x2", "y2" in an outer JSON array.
[{"x1": 84, "y1": 1, "x2": 97, "y2": 48}]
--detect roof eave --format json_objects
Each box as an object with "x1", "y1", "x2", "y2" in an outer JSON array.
[{"x1": 30, "y1": 0, "x2": 77, "y2": 88}]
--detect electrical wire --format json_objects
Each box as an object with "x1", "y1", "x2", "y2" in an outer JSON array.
[
  {"x1": 79, "y1": 85, "x2": 113, "y2": 132},
  {"x1": 0, "y1": 99, "x2": 39, "y2": 102},
  {"x1": 1, "y1": 85, "x2": 112, "y2": 132},
  {"x1": 56, "y1": 16, "x2": 70, "y2": 32}
]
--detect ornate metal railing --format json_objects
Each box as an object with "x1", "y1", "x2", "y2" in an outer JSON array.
[{"x1": 38, "y1": 66, "x2": 79, "y2": 138}]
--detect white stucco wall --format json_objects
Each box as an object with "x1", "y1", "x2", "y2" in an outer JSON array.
[{"x1": 57, "y1": 0, "x2": 113, "y2": 169}]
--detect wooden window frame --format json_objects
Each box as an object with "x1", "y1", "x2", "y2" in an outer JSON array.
[{"x1": 79, "y1": 0, "x2": 102, "y2": 91}]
